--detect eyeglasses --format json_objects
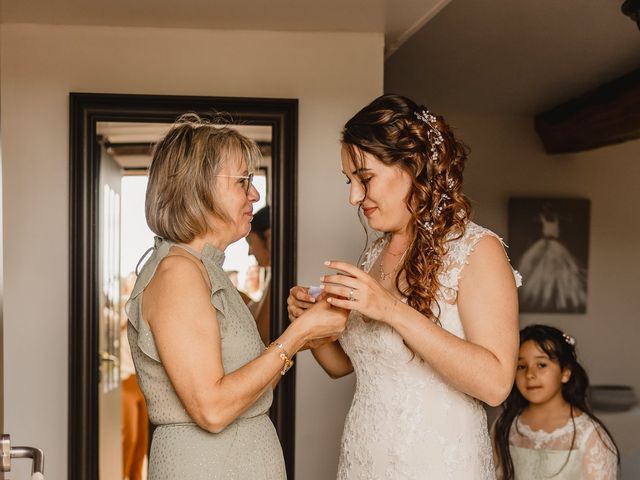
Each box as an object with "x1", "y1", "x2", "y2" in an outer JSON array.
[{"x1": 214, "y1": 173, "x2": 254, "y2": 194}]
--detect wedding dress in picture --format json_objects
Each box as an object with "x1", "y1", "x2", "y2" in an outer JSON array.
[{"x1": 517, "y1": 212, "x2": 586, "y2": 312}]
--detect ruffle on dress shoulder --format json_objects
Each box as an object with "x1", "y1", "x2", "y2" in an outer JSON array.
[
  {"x1": 198, "y1": 242, "x2": 230, "y2": 337},
  {"x1": 125, "y1": 237, "x2": 229, "y2": 362},
  {"x1": 126, "y1": 297, "x2": 161, "y2": 362},
  {"x1": 209, "y1": 287, "x2": 229, "y2": 338}
]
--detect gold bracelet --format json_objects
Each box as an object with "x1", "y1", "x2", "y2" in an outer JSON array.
[{"x1": 266, "y1": 342, "x2": 294, "y2": 375}]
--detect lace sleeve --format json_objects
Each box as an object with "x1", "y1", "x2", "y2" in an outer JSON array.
[
  {"x1": 580, "y1": 421, "x2": 618, "y2": 479},
  {"x1": 360, "y1": 235, "x2": 388, "y2": 273},
  {"x1": 439, "y1": 222, "x2": 522, "y2": 300}
]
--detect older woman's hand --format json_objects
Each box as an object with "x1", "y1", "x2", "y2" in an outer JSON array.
[
  {"x1": 321, "y1": 260, "x2": 399, "y2": 324},
  {"x1": 294, "y1": 297, "x2": 349, "y2": 342},
  {"x1": 287, "y1": 285, "x2": 319, "y2": 322},
  {"x1": 287, "y1": 286, "x2": 342, "y2": 349}
]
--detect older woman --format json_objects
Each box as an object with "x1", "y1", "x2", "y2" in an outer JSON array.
[{"x1": 127, "y1": 114, "x2": 347, "y2": 479}]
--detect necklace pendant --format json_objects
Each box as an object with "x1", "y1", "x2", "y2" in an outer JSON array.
[{"x1": 378, "y1": 243, "x2": 409, "y2": 282}]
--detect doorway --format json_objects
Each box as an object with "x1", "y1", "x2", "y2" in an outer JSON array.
[{"x1": 69, "y1": 93, "x2": 298, "y2": 479}]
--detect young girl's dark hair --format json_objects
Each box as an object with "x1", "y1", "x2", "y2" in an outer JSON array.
[{"x1": 493, "y1": 324, "x2": 619, "y2": 479}]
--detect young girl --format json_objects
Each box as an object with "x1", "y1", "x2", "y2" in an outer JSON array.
[{"x1": 493, "y1": 324, "x2": 619, "y2": 479}]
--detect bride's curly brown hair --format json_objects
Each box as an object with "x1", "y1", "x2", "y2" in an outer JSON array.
[{"x1": 341, "y1": 94, "x2": 472, "y2": 323}]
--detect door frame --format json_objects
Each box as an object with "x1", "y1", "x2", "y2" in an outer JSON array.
[{"x1": 69, "y1": 93, "x2": 298, "y2": 479}]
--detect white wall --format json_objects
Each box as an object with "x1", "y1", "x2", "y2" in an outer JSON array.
[{"x1": 1, "y1": 24, "x2": 383, "y2": 480}]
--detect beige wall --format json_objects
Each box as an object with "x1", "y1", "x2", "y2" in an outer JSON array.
[
  {"x1": 444, "y1": 112, "x2": 640, "y2": 464},
  {"x1": 387, "y1": 44, "x2": 639, "y2": 396},
  {"x1": 1, "y1": 24, "x2": 382, "y2": 480},
  {"x1": 433, "y1": 112, "x2": 640, "y2": 398},
  {"x1": 386, "y1": 106, "x2": 640, "y2": 455}
]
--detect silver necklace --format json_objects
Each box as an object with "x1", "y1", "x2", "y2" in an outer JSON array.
[{"x1": 378, "y1": 245, "x2": 408, "y2": 281}]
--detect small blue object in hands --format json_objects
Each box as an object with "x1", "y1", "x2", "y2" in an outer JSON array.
[{"x1": 308, "y1": 285, "x2": 324, "y2": 299}]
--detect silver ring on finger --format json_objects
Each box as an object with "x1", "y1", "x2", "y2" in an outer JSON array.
[{"x1": 348, "y1": 289, "x2": 356, "y2": 302}]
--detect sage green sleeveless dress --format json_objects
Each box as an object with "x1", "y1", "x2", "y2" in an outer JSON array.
[{"x1": 126, "y1": 237, "x2": 286, "y2": 479}]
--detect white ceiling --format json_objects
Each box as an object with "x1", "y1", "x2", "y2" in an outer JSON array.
[
  {"x1": 385, "y1": 0, "x2": 640, "y2": 114},
  {"x1": 0, "y1": 0, "x2": 450, "y2": 56},
  {"x1": 5, "y1": 0, "x2": 636, "y2": 114}
]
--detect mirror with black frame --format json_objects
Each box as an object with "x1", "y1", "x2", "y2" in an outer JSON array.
[{"x1": 69, "y1": 93, "x2": 297, "y2": 480}]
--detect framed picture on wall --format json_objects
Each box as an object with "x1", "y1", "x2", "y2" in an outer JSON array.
[{"x1": 508, "y1": 197, "x2": 590, "y2": 314}]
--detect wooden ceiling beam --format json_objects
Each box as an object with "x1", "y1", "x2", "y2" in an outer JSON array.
[{"x1": 535, "y1": 68, "x2": 640, "y2": 154}]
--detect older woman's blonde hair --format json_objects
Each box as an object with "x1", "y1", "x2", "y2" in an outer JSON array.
[{"x1": 145, "y1": 113, "x2": 261, "y2": 243}]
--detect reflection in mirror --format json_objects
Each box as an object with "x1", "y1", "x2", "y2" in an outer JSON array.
[
  {"x1": 96, "y1": 121, "x2": 273, "y2": 479},
  {"x1": 244, "y1": 204, "x2": 272, "y2": 345},
  {"x1": 97, "y1": 137, "x2": 124, "y2": 479}
]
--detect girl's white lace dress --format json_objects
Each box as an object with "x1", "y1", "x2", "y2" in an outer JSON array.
[
  {"x1": 507, "y1": 414, "x2": 617, "y2": 479},
  {"x1": 337, "y1": 222, "x2": 521, "y2": 480}
]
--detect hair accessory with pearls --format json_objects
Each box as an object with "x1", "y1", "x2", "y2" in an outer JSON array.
[
  {"x1": 414, "y1": 109, "x2": 444, "y2": 162},
  {"x1": 562, "y1": 332, "x2": 576, "y2": 346},
  {"x1": 421, "y1": 193, "x2": 451, "y2": 233}
]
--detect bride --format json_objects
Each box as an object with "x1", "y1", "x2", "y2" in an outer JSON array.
[{"x1": 288, "y1": 94, "x2": 521, "y2": 479}]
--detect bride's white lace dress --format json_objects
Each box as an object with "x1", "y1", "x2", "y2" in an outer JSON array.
[{"x1": 337, "y1": 222, "x2": 521, "y2": 480}]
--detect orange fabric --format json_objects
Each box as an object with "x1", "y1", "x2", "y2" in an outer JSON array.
[{"x1": 122, "y1": 375, "x2": 149, "y2": 480}]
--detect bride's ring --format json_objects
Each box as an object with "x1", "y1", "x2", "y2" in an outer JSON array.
[{"x1": 348, "y1": 289, "x2": 355, "y2": 302}]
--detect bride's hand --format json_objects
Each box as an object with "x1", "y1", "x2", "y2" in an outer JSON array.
[{"x1": 321, "y1": 260, "x2": 399, "y2": 324}]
